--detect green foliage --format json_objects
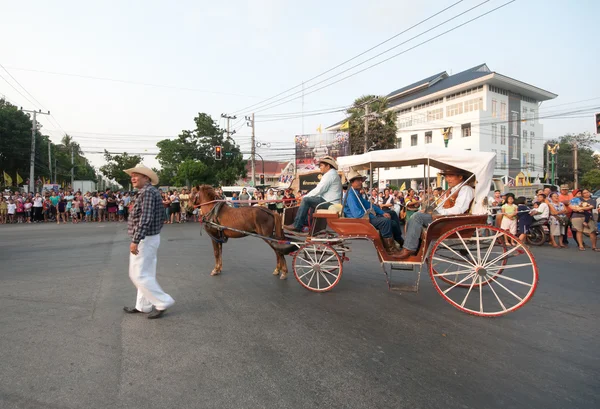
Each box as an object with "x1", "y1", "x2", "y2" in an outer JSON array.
[
  {"x1": 346, "y1": 95, "x2": 397, "y2": 154},
  {"x1": 581, "y1": 169, "x2": 600, "y2": 189},
  {"x1": 156, "y1": 112, "x2": 246, "y2": 186},
  {"x1": 547, "y1": 133, "x2": 599, "y2": 185},
  {"x1": 99, "y1": 151, "x2": 142, "y2": 188},
  {"x1": 0, "y1": 99, "x2": 95, "y2": 187}
]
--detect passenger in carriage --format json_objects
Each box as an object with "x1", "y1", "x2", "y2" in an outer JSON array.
[
  {"x1": 284, "y1": 156, "x2": 342, "y2": 233},
  {"x1": 343, "y1": 169, "x2": 403, "y2": 254},
  {"x1": 397, "y1": 168, "x2": 475, "y2": 259}
]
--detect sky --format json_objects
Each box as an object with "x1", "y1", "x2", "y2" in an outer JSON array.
[{"x1": 1, "y1": 0, "x2": 599, "y2": 171}]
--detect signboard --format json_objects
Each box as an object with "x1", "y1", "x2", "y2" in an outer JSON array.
[
  {"x1": 298, "y1": 171, "x2": 322, "y2": 193},
  {"x1": 295, "y1": 132, "x2": 350, "y2": 174},
  {"x1": 42, "y1": 184, "x2": 60, "y2": 193}
]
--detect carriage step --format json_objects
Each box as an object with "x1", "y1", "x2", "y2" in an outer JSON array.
[
  {"x1": 390, "y1": 264, "x2": 416, "y2": 271},
  {"x1": 383, "y1": 263, "x2": 421, "y2": 293},
  {"x1": 389, "y1": 284, "x2": 419, "y2": 292}
]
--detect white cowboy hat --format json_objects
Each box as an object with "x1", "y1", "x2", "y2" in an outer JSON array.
[
  {"x1": 319, "y1": 155, "x2": 338, "y2": 170},
  {"x1": 124, "y1": 164, "x2": 159, "y2": 185},
  {"x1": 346, "y1": 168, "x2": 366, "y2": 182}
]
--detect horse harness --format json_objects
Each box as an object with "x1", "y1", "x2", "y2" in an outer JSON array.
[{"x1": 200, "y1": 200, "x2": 229, "y2": 244}]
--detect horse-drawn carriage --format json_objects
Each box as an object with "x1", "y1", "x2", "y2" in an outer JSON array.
[{"x1": 194, "y1": 147, "x2": 538, "y2": 317}]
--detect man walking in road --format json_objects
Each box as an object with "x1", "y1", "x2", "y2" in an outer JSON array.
[{"x1": 123, "y1": 164, "x2": 174, "y2": 319}]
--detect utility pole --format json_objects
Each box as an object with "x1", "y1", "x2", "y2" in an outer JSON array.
[
  {"x1": 545, "y1": 142, "x2": 550, "y2": 183},
  {"x1": 364, "y1": 104, "x2": 369, "y2": 153},
  {"x1": 221, "y1": 113, "x2": 237, "y2": 138},
  {"x1": 71, "y1": 145, "x2": 74, "y2": 189},
  {"x1": 573, "y1": 140, "x2": 578, "y2": 189},
  {"x1": 21, "y1": 108, "x2": 50, "y2": 193},
  {"x1": 48, "y1": 138, "x2": 52, "y2": 183},
  {"x1": 246, "y1": 114, "x2": 256, "y2": 186}
]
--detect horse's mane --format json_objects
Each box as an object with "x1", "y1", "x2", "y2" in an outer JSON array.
[{"x1": 198, "y1": 185, "x2": 218, "y2": 201}]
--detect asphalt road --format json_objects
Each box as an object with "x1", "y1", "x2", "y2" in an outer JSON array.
[{"x1": 0, "y1": 222, "x2": 598, "y2": 409}]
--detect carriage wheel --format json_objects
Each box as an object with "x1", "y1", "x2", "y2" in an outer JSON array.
[
  {"x1": 428, "y1": 225, "x2": 538, "y2": 317},
  {"x1": 431, "y1": 227, "x2": 507, "y2": 288},
  {"x1": 293, "y1": 242, "x2": 343, "y2": 292}
]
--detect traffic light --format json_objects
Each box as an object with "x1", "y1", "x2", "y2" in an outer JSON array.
[
  {"x1": 260, "y1": 174, "x2": 265, "y2": 185},
  {"x1": 596, "y1": 113, "x2": 600, "y2": 135},
  {"x1": 215, "y1": 145, "x2": 222, "y2": 160}
]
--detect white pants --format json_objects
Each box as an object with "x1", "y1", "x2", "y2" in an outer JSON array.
[{"x1": 129, "y1": 234, "x2": 174, "y2": 312}]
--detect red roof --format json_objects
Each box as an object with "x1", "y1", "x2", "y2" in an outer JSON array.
[{"x1": 245, "y1": 160, "x2": 288, "y2": 175}]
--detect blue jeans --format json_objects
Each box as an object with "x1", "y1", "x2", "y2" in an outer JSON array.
[
  {"x1": 370, "y1": 215, "x2": 403, "y2": 242},
  {"x1": 293, "y1": 196, "x2": 326, "y2": 229},
  {"x1": 404, "y1": 212, "x2": 433, "y2": 251}
]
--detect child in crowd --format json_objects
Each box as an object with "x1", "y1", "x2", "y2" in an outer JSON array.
[
  {"x1": 500, "y1": 193, "x2": 518, "y2": 246},
  {"x1": 43, "y1": 196, "x2": 51, "y2": 222},
  {"x1": 7, "y1": 199, "x2": 16, "y2": 224},
  {"x1": 0, "y1": 197, "x2": 7, "y2": 224},
  {"x1": 57, "y1": 198, "x2": 67, "y2": 224},
  {"x1": 24, "y1": 198, "x2": 33, "y2": 223},
  {"x1": 516, "y1": 196, "x2": 533, "y2": 243},
  {"x1": 15, "y1": 199, "x2": 25, "y2": 223},
  {"x1": 85, "y1": 203, "x2": 93, "y2": 223},
  {"x1": 71, "y1": 198, "x2": 80, "y2": 224},
  {"x1": 569, "y1": 190, "x2": 591, "y2": 227},
  {"x1": 118, "y1": 200, "x2": 124, "y2": 222}
]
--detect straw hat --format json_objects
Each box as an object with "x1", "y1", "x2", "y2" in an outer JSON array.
[
  {"x1": 346, "y1": 168, "x2": 367, "y2": 182},
  {"x1": 124, "y1": 164, "x2": 159, "y2": 185},
  {"x1": 319, "y1": 155, "x2": 338, "y2": 170}
]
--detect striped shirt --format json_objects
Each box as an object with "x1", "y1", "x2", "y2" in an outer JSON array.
[{"x1": 128, "y1": 183, "x2": 164, "y2": 243}]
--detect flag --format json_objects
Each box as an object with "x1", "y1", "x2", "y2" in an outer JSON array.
[
  {"x1": 316, "y1": 125, "x2": 322, "y2": 134},
  {"x1": 340, "y1": 121, "x2": 349, "y2": 130},
  {"x1": 3, "y1": 171, "x2": 12, "y2": 186},
  {"x1": 399, "y1": 182, "x2": 406, "y2": 191},
  {"x1": 16, "y1": 172, "x2": 23, "y2": 185}
]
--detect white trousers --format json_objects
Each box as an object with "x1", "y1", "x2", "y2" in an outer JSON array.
[{"x1": 128, "y1": 234, "x2": 174, "y2": 312}]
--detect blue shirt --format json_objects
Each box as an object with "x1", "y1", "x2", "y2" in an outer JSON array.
[{"x1": 344, "y1": 188, "x2": 384, "y2": 219}]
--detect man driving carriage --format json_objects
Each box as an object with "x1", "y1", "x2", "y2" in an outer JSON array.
[
  {"x1": 284, "y1": 155, "x2": 342, "y2": 234},
  {"x1": 344, "y1": 169, "x2": 403, "y2": 254},
  {"x1": 396, "y1": 167, "x2": 474, "y2": 259}
]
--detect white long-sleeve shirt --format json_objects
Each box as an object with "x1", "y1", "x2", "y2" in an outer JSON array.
[
  {"x1": 304, "y1": 168, "x2": 342, "y2": 204},
  {"x1": 435, "y1": 185, "x2": 475, "y2": 216}
]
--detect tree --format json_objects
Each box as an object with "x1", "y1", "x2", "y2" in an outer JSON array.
[
  {"x1": 346, "y1": 95, "x2": 397, "y2": 154},
  {"x1": 156, "y1": 113, "x2": 246, "y2": 186},
  {"x1": 547, "y1": 133, "x2": 599, "y2": 185},
  {"x1": 99, "y1": 151, "x2": 142, "y2": 188},
  {"x1": 581, "y1": 169, "x2": 600, "y2": 190}
]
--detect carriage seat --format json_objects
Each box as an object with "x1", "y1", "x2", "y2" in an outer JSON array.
[{"x1": 314, "y1": 203, "x2": 343, "y2": 216}]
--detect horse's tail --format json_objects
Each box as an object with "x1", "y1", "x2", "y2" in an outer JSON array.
[{"x1": 273, "y1": 210, "x2": 284, "y2": 239}]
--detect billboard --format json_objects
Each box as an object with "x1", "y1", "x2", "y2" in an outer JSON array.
[{"x1": 295, "y1": 132, "x2": 350, "y2": 174}]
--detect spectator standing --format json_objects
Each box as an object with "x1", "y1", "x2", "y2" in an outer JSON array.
[
  {"x1": 106, "y1": 191, "x2": 118, "y2": 222},
  {"x1": 266, "y1": 189, "x2": 278, "y2": 212},
  {"x1": 122, "y1": 192, "x2": 131, "y2": 221},
  {"x1": 7, "y1": 199, "x2": 16, "y2": 223},
  {"x1": 548, "y1": 192, "x2": 568, "y2": 248},
  {"x1": 16, "y1": 199, "x2": 25, "y2": 223},
  {"x1": 91, "y1": 193, "x2": 99, "y2": 222},
  {"x1": 516, "y1": 196, "x2": 533, "y2": 243},
  {"x1": 170, "y1": 190, "x2": 181, "y2": 224},
  {"x1": 276, "y1": 190, "x2": 284, "y2": 215},
  {"x1": 57, "y1": 197, "x2": 68, "y2": 224},
  {"x1": 98, "y1": 195, "x2": 107, "y2": 222},
  {"x1": 500, "y1": 193, "x2": 518, "y2": 246},
  {"x1": 404, "y1": 189, "x2": 420, "y2": 222},
  {"x1": 0, "y1": 196, "x2": 7, "y2": 224},
  {"x1": 571, "y1": 189, "x2": 598, "y2": 251},
  {"x1": 162, "y1": 192, "x2": 171, "y2": 223},
  {"x1": 558, "y1": 185, "x2": 573, "y2": 245},
  {"x1": 239, "y1": 188, "x2": 250, "y2": 207},
  {"x1": 179, "y1": 189, "x2": 189, "y2": 222},
  {"x1": 50, "y1": 191, "x2": 60, "y2": 221},
  {"x1": 230, "y1": 192, "x2": 240, "y2": 208},
  {"x1": 32, "y1": 193, "x2": 43, "y2": 222}
]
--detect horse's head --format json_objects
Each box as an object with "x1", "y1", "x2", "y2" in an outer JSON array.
[{"x1": 192, "y1": 185, "x2": 218, "y2": 214}]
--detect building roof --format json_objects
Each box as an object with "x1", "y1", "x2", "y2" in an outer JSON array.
[
  {"x1": 326, "y1": 63, "x2": 557, "y2": 129},
  {"x1": 245, "y1": 160, "x2": 288, "y2": 175}
]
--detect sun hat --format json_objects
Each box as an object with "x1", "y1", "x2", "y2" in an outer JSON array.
[
  {"x1": 319, "y1": 155, "x2": 338, "y2": 170},
  {"x1": 123, "y1": 164, "x2": 159, "y2": 185},
  {"x1": 346, "y1": 168, "x2": 367, "y2": 182}
]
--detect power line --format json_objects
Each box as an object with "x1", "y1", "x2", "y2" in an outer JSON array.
[{"x1": 230, "y1": 0, "x2": 466, "y2": 114}]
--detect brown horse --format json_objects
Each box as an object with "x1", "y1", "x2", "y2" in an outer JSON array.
[{"x1": 192, "y1": 185, "x2": 294, "y2": 279}]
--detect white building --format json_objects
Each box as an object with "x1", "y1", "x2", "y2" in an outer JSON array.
[{"x1": 330, "y1": 64, "x2": 557, "y2": 188}]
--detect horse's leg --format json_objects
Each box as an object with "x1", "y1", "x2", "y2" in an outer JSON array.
[
  {"x1": 211, "y1": 240, "x2": 222, "y2": 276},
  {"x1": 277, "y1": 250, "x2": 288, "y2": 280},
  {"x1": 264, "y1": 240, "x2": 281, "y2": 277}
]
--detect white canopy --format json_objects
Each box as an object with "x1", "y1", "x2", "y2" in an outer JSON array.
[{"x1": 337, "y1": 147, "x2": 496, "y2": 215}]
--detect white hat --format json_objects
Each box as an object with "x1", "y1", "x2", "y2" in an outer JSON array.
[
  {"x1": 124, "y1": 164, "x2": 159, "y2": 185},
  {"x1": 319, "y1": 155, "x2": 338, "y2": 170},
  {"x1": 347, "y1": 168, "x2": 366, "y2": 182}
]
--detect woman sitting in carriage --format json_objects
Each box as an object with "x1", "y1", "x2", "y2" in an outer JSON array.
[{"x1": 396, "y1": 167, "x2": 474, "y2": 259}]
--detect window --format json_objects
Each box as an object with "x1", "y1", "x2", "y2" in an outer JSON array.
[
  {"x1": 464, "y1": 97, "x2": 483, "y2": 113},
  {"x1": 446, "y1": 85, "x2": 483, "y2": 101},
  {"x1": 492, "y1": 100, "x2": 497, "y2": 117},
  {"x1": 501, "y1": 150, "x2": 507, "y2": 169},
  {"x1": 397, "y1": 115, "x2": 412, "y2": 129},
  {"x1": 413, "y1": 98, "x2": 443, "y2": 111},
  {"x1": 461, "y1": 123, "x2": 471, "y2": 137},
  {"x1": 446, "y1": 102, "x2": 463, "y2": 117},
  {"x1": 523, "y1": 153, "x2": 529, "y2": 168},
  {"x1": 426, "y1": 108, "x2": 443, "y2": 121},
  {"x1": 511, "y1": 111, "x2": 519, "y2": 135},
  {"x1": 522, "y1": 107, "x2": 528, "y2": 125},
  {"x1": 491, "y1": 123, "x2": 498, "y2": 144},
  {"x1": 500, "y1": 102, "x2": 507, "y2": 120},
  {"x1": 530, "y1": 154, "x2": 535, "y2": 171},
  {"x1": 523, "y1": 130, "x2": 528, "y2": 146},
  {"x1": 530, "y1": 109, "x2": 536, "y2": 126},
  {"x1": 411, "y1": 134, "x2": 418, "y2": 146},
  {"x1": 511, "y1": 136, "x2": 519, "y2": 160},
  {"x1": 425, "y1": 131, "x2": 432, "y2": 144},
  {"x1": 500, "y1": 125, "x2": 506, "y2": 145},
  {"x1": 396, "y1": 137, "x2": 402, "y2": 149},
  {"x1": 530, "y1": 132, "x2": 534, "y2": 149}
]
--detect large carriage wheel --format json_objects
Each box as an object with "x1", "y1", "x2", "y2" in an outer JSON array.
[
  {"x1": 428, "y1": 225, "x2": 538, "y2": 317},
  {"x1": 293, "y1": 242, "x2": 343, "y2": 292},
  {"x1": 431, "y1": 227, "x2": 507, "y2": 288}
]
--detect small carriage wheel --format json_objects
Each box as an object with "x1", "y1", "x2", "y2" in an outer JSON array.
[
  {"x1": 430, "y1": 227, "x2": 507, "y2": 288},
  {"x1": 429, "y1": 225, "x2": 538, "y2": 317},
  {"x1": 293, "y1": 242, "x2": 343, "y2": 292}
]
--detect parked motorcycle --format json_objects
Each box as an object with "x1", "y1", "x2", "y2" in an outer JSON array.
[{"x1": 527, "y1": 218, "x2": 548, "y2": 246}]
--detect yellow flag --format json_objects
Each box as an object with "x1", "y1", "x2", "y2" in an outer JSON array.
[
  {"x1": 399, "y1": 182, "x2": 406, "y2": 191},
  {"x1": 3, "y1": 171, "x2": 13, "y2": 186},
  {"x1": 16, "y1": 172, "x2": 23, "y2": 185},
  {"x1": 340, "y1": 120, "x2": 349, "y2": 130},
  {"x1": 316, "y1": 125, "x2": 322, "y2": 134}
]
